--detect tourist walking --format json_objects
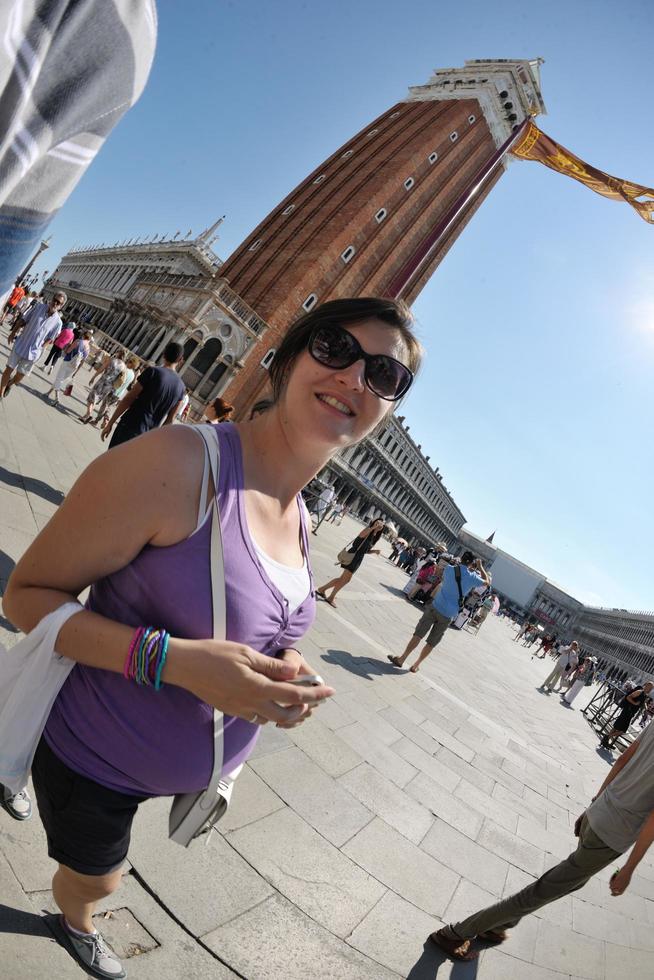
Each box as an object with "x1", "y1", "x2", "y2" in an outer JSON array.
[
  {"x1": 601, "y1": 682, "x2": 654, "y2": 749},
  {"x1": 1, "y1": 282, "x2": 25, "y2": 322},
  {"x1": 561, "y1": 657, "x2": 597, "y2": 707},
  {"x1": 535, "y1": 633, "x2": 556, "y2": 659},
  {"x1": 80, "y1": 349, "x2": 127, "y2": 423},
  {"x1": 45, "y1": 330, "x2": 92, "y2": 405},
  {"x1": 102, "y1": 342, "x2": 186, "y2": 448},
  {"x1": 3, "y1": 296, "x2": 420, "y2": 980},
  {"x1": 43, "y1": 321, "x2": 76, "y2": 373},
  {"x1": 0, "y1": 292, "x2": 66, "y2": 398},
  {"x1": 432, "y1": 715, "x2": 654, "y2": 961},
  {"x1": 514, "y1": 620, "x2": 531, "y2": 642},
  {"x1": 204, "y1": 396, "x2": 233, "y2": 423},
  {"x1": 92, "y1": 355, "x2": 140, "y2": 428},
  {"x1": 316, "y1": 518, "x2": 386, "y2": 607},
  {"x1": 388, "y1": 552, "x2": 490, "y2": 673},
  {"x1": 539, "y1": 641, "x2": 579, "y2": 693}
]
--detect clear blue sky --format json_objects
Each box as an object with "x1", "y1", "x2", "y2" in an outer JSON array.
[{"x1": 38, "y1": 0, "x2": 654, "y2": 610}]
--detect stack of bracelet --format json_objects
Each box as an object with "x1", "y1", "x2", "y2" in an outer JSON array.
[{"x1": 123, "y1": 626, "x2": 170, "y2": 691}]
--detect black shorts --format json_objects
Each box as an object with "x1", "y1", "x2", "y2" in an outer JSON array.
[{"x1": 31, "y1": 738, "x2": 149, "y2": 876}]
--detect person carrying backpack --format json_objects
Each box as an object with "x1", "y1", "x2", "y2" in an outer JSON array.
[{"x1": 388, "y1": 551, "x2": 490, "y2": 673}]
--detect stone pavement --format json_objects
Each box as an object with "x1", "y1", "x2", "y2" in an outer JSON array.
[{"x1": 1, "y1": 333, "x2": 653, "y2": 979}]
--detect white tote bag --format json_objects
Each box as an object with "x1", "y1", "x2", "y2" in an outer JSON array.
[
  {"x1": 168, "y1": 425, "x2": 242, "y2": 846},
  {"x1": 0, "y1": 601, "x2": 82, "y2": 794}
]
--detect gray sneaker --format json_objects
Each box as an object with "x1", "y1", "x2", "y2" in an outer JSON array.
[
  {"x1": 1, "y1": 786, "x2": 32, "y2": 820},
  {"x1": 57, "y1": 916, "x2": 126, "y2": 979}
]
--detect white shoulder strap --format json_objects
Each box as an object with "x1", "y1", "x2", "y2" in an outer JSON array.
[{"x1": 185, "y1": 424, "x2": 227, "y2": 792}]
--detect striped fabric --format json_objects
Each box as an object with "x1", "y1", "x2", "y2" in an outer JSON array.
[{"x1": 0, "y1": 0, "x2": 157, "y2": 293}]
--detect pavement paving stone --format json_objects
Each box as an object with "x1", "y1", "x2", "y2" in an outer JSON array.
[
  {"x1": 516, "y1": 815, "x2": 575, "y2": 861},
  {"x1": 227, "y1": 807, "x2": 386, "y2": 937},
  {"x1": 203, "y1": 893, "x2": 399, "y2": 979},
  {"x1": 337, "y1": 722, "x2": 418, "y2": 789},
  {"x1": 533, "y1": 918, "x2": 606, "y2": 979},
  {"x1": 492, "y1": 782, "x2": 549, "y2": 827},
  {"x1": 399, "y1": 695, "x2": 463, "y2": 733},
  {"x1": 378, "y1": 706, "x2": 448, "y2": 755},
  {"x1": 30, "y1": 873, "x2": 238, "y2": 978},
  {"x1": 604, "y1": 940, "x2": 653, "y2": 980},
  {"x1": 523, "y1": 786, "x2": 571, "y2": 823},
  {"x1": 391, "y1": 737, "x2": 461, "y2": 793},
  {"x1": 477, "y1": 818, "x2": 546, "y2": 877},
  {"x1": 381, "y1": 695, "x2": 429, "y2": 726},
  {"x1": 0, "y1": 485, "x2": 38, "y2": 534},
  {"x1": 249, "y1": 745, "x2": 374, "y2": 847},
  {"x1": 420, "y1": 818, "x2": 510, "y2": 897},
  {"x1": 454, "y1": 778, "x2": 519, "y2": 834},
  {"x1": 405, "y1": 771, "x2": 484, "y2": 841},
  {"x1": 420, "y1": 718, "x2": 476, "y2": 762},
  {"x1": 479, "y1": 947, "x2": 571, "y2": 980},
  {"x1": 311, "y1": 693, "x2": 355, "y2": 730},
  {"x1": 442, "y1": 877, "x2": 497, "y2": 925},
  {"x1": 286, "y1": 714, "x2": 363, "y2": 777},
  {"x1": 347, "y1": 890, "x2": 442, "y2": 979},
  {"x1": 214, "y1": 763, "x2": 286, "y2": 833},
  {"x1": 471, "y1": 754, "x2": 527, "y2": 797},
  {"x1": 336, "y1": 699, "x2": 403, "y2": 747},
  {"x1": 0, "y1": 782, "x2": 58, "y2": 893},
  {"x1": 571, "y1": 895, "x2": 636, "y2": 946},
  {"x1": 436, "y1": 745, "x2": 497, "y2": 795},
  {"x1": 0, "y1": 853, "x2": 81, "y2": 980},
  {"x1": 342, "y1": 817, "x2": 460, "y2": 917},
  {"x1": 128, "y1": 796, "x2": 274, "y2": 936},
  {"x1": 338, "y1": 763, "x2": 435, "y2": 845},
  {"x1": 247, "y1": 721, "x2": 293, "y2": 760}
]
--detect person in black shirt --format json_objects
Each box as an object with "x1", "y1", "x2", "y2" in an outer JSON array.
[
  {"x1": 102, "y1": 341, "x2": 186, "y2": 449},
  {"x1": 602, "y1": 682, "x2": 654, "y2": 749}
]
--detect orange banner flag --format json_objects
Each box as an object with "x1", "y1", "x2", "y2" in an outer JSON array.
[{"x1": 511, "y1": 121, "x2": 654, "y2": 224}]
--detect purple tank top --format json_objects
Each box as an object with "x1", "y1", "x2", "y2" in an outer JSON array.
[{"x1": 44, "y1": 423, "x2": 316, "y2": 795}]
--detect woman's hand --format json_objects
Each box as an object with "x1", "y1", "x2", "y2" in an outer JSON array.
[
  {"x1": 275, "y1": 647, "x2": 327, "y2": 729},
  {"x1": 167, "y1": 639, "x2": 334, "y2": 727}
]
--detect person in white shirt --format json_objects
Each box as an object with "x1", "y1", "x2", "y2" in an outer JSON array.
[{"x1": 539, "y1": 641, "x2": 579, "y2": 693}]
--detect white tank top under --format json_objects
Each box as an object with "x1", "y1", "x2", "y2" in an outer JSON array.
[{"x1": 252, "y1": 540, "x2": 311, "y2": 615}]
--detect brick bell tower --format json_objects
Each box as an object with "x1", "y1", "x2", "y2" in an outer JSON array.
[{"x1": 221, "y1": 59, "x2": 545, "y2": 415}]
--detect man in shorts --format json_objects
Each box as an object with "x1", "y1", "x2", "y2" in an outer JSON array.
[
  {"x1": 388, "y1": 551, "x2": 490, "y2": 672},
  {"x1": 0, "y1": 291, "x2": 66, "y2": 397}
]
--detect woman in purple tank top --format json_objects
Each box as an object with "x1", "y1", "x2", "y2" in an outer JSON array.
[{"x1": 5, "y1": 297, "x2": 421, "y2": 979}]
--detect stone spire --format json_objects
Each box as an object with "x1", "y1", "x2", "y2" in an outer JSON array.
[{"x1": 195, "y1": 216, "x2": 225, "y2": 243}]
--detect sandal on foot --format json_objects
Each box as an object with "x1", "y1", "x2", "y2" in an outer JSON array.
[
  {"x1": 387, "y1": 656, "x2": 403, "y2": 668},
  {"x1": 316, "y1": 589, "x2": 327, "y2": 600},
  {"x1": 478, "y1": 929, "x2": 508, "y2": 944},
  {"x1": 429, "y1": 928, "x2": 478, "y2": 961},
  {"x1": 409, "y1": 665, "x2": 420, "y2": 673}
]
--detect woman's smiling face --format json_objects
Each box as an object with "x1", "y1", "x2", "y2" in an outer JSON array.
[{"x1": 281, "y1": 317, "x2": 410, "y2": 451}]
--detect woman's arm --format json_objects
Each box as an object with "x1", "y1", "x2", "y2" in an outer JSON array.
[{"x1": 4, "y1": 427, "x2": 332, "y2": 723}]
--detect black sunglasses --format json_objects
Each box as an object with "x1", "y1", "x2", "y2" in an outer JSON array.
[{"x1": 308, "y1": 322, "x2": 413, "y2": 401}]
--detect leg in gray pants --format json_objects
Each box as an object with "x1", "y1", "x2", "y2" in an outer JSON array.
[{"x1": 439, "y1": 817, "x2": 621, "y2": 942}]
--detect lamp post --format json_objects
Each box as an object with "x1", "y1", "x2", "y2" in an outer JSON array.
[{"x1": 15, "y1": 237, "x2": 51, "y2": 286}]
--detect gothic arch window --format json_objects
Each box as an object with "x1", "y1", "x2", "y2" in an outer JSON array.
[
  {"x1": 428, "y1": 152, "x2": 438, "y2": 164},
  {"x1": 403, "y1": 177, "x2": 414, "y2": 190},
  {"x1": 182, "y1": 331, "x2": 203, "y2": 362},
  {"x1": 183, "y1": 336, "x2": 223, "y2": 391}
]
